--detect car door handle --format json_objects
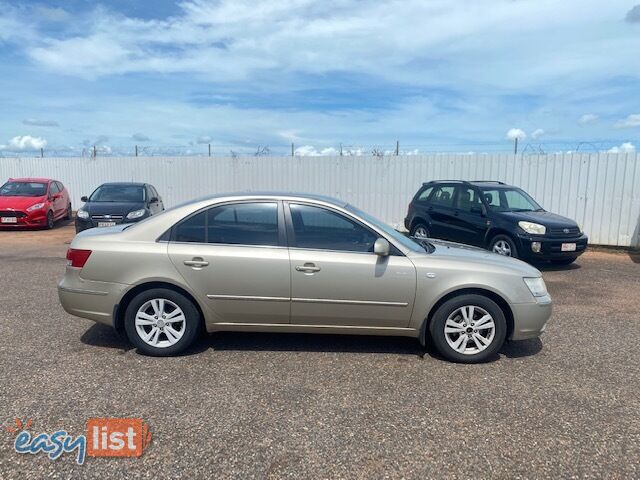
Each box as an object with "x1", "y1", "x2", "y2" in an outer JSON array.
[
  {"x1": 295, "y1": 264, "x2": 321, "y2": 273},
  {"x1": 184, "y1": 258, "x2": 209, "y2": 268}
]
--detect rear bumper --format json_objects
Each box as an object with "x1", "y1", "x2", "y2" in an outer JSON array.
[
  {"x1": 58, "y1": 267, "x2": 128, "y2": 327},
  {"x1": 516, "y1": 233, "x2": 588, "y2": 261},
  {"x1": 510, "y1": 296, "x2": 552, "y2": 340}
]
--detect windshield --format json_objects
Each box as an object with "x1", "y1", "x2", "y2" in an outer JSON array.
[
  {"x1": 89, "y1": 185, "x2": 145, "y2": 203},
  {"x1": 480, "y1": 188, "x2": 542, "y2": 212},
  {"x1": 0, "y1": 181, "x2": 47, "y2": 197},
  {"x1": 345, "y1": 204, "x2": 427, "y2": 253}
]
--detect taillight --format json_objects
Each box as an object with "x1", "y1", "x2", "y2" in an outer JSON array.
[{"x1": 66, "y1": 248, "x2": 92, "y2": 268}]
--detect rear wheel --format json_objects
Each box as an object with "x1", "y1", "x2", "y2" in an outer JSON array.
[
  {"x1": 46, "y1": 211, "x2": 54, "y2": 229},
  {"x1": 489, "y1": 234, "x2": 518, "y2": 259},
  {"x1": 429, "y1": 294, "x2": 507, "y2": 363},
  {"x1": 124, "y1": 288, "x2": 201, "y2": 356},
  {"x1": 64, "y1": 204, "x2": 72, "y2": 220},
  {"x1": 410, "y1": 222, "x2": 430, "y2": 240}
]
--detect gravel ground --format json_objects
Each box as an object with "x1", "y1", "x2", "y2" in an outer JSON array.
[{"x1": 0, "y1": 224, "x2": 638, "y2": 479}]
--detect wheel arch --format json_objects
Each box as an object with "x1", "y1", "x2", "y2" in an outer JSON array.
[
  {"x1": 420, "y1": 287, "x2": 514, "y2": 345},
  {"x1": 485, "y1": 227, "x2": 515, "y2": 248},
  {"x1": 114, "y1": 281, "x2": 206, "y2": 335},
  {"x1": 410, "y1": 216, "x2": 429, "y2": 232}
]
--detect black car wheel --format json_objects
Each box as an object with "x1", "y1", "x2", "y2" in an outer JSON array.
[
  {"x1": 489, "y1": 234, "x2": 518, "y2": 258},
  {"x1": 46, "y1": 211, "x2": 55, "y2": 229},
  {"x1": 410, "y1": 222, "x2": 430, "y2": 240},
  {"x1": 429, "y1": 294, "x2": 507, "y2": 363},
  {"x1": 64, "y1": 204, "x2": 72, "y2": 220}
]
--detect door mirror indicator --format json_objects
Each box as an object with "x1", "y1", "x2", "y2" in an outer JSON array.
[
  {"x1": 81, "y1": 196, "x2": 88, "y2": 202},
  {"x1": 374, "y1": 238, "x2": 390, "y2": 256},
  {"x1": 149, "y1": 196, "x2": 158, "y2": 204}
]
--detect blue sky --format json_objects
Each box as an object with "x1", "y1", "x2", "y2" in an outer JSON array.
[{"x1": 1, "y1": 0, "x2": 639, "y2": 155}]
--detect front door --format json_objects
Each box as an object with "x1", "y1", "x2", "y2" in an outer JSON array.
[
  {"x1": 167, "y1": 201, "x2": 290, "y2": 324},
  {"x1": 286, "y1": 203, "x2": 416, "y2": 328}
]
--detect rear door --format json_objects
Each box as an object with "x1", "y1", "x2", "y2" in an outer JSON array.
[
  {"x1": 426, "y1": 184, "x2": 457, "y2": 240},
  {"x1": 167, "y1": 201, "x2": 291, "y2": 324},
  {"x1": 49, "y1": 182, "x2": 65, "y2": 218},
  {"x1": 450, "y1": 186, "x2": 488, "y2": 246},
  {"x1": 285, "y1": 202, "x2": 416, "y2": 328},
  {"x1": 148, "y1": 185, "x2": 163, "y2": 214}
]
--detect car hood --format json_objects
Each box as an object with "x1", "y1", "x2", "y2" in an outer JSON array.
[
  {"x1": 499, "y1": 210, "x2": 578, "y2": 228},
  {"x1": 0, "y1": 195, "x2": 47, "y2": 210},
  {"x1": 81, "y1": 201, "x2": 145, "y2": 216},
  {"x1": 411, "y1": 238, "x2": 541, "y2": 277}
]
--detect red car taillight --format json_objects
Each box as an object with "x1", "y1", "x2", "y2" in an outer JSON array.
[{"x1": 66, "y1": 248, "x2": 92, "y2": 268}]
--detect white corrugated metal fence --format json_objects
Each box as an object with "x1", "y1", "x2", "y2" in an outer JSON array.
[{"x1": 1, "y1": 153, "x2": 639, "y2": 247}]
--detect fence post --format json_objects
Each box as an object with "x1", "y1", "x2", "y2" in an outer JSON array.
[
  {"x1": 135, "y1": 145, "x2": 138, "y2": 157},
  {"x1": 340, "y1": 143, "x2": 343, "y2": 156},
  {"x1": 514, "y1": 138, "x2": 518, "y2": 155},
  {"x1": 395, "y1": 140, "x2": 399, "y2": 156},
  {"x1": 291, "y1": 143, "x2": 294, "y2": 156},
  {"x1": 208, "y1": 144, "x2": 211, "y2": 157},
  {"x1": 93, "y1": 145, "x2": 97, "y2": 158},
  {"x1": 40, "y1": 148, "x2": 43, "y2": 158}
]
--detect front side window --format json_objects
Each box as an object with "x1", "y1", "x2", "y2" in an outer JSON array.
[
  {"x1": 289, "y1": 204, "x2": 377, "y2": 252},
  {"x1": 430, "y1": 186, "x2": 455, "y2": 207},
  {"x1": 481, "y1": 188, "x2": 542, "y2": 212},
  {"x1": 0, "y1": 181, "x2": 47, "y2": 197},
  {"x1": 174, "y1": 202, "x2": 279, "y2": 246}
]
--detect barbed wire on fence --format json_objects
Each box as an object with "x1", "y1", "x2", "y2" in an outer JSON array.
[{"x1": 0, "y1": 139, "x2": 636, "y2": 158}]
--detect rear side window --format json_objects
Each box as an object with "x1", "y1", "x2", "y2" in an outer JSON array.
[
  {"x1": 56, "y1": 181, "x2": 64, "y2": 192},
  {"x1": 173, "y1": 202, "x2": 279, "y2": 246},
  {"x1": 430, "y1": 186, "x2": 455, "y2": 207},
  {"x1": 289, "y1": 204, "x2": 377, "y2": 252},
  {"x1": 416, "y1": 186, "x2": 433, "y2": 203},
  {"x1": 50, "y1": 182, "x2": 60, "y2": 194}
]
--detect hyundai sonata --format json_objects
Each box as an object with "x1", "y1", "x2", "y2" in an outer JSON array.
[{"x1": 58, "y1": 193, "x2": 552, "y2": 363}]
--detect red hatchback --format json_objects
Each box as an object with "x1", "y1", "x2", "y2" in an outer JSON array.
[{"x1": 0, "y1": 178, "x2": 72, "y2": 229}]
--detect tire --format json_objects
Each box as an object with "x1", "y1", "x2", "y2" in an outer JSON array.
[
  {"x1": 429, "y1": 294, "x2": 507, "y2": 363},
  {"x1": 64, "y1": 204, "x2": 72, "y2": 220},
  {"x1": 410, "y1": 222, "x2": 430, "y2": 240},
  {"x1": 489, "y1": 234, "x2": 518, "y2": 259},
  {"x1": 124, "y1": 288, "x2": 202, "y2": 356},
  {"x1": 551, "y1": 257, "x2": 577, "y2": 266},
  {"x1": 46, "y1": 211, "x2": 55, "y2": 229}
]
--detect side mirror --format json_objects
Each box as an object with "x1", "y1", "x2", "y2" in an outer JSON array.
[
  {"x1": 81, "y1": 196, "x2": 88, "y2": 202},
  {"x1": 149, "y1": 196, "x2": 158, "y2": 204},
  {"x1": 374, "y1": 238, "x2": 390, "y2": 256}
]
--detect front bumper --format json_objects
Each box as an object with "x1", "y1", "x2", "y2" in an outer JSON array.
[
  {"x1": 75, "y1": 214, "x2": 147, "y2": 233},
  {"x1": 58, "y1": 267, "x2": 128, "y2": 327},
  {"x1": 0, "y1": 209, "x2": 48, "y2": 228},
  {"x1": 510, "y1": 295, "x2": 553, "y2": 340},
  {"x1": 516, "y1": 233, "x2": 588, "y2": 261}
]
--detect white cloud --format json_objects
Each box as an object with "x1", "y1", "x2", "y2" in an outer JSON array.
[
  {"x1": 506, "y1": 128, "x2": 526, "y2": 140},
  {"x1": 23, "y1": 118, "x2": 59, "y2": 127},
  {"x1": 608, "y1": 142, "x2": 635, "y2": 153},
  {"x1": 295, "y1": 145, "x2": 339, "y2": 156},
  {"x1": 578, "y1": 113, "x2": 599, "y2": 125},
  {"x1": 614, "y1": 114, "x2": 640, "y2": 129},
  {"x1": 531, "y1": 128, "x2": 545, "y2": 139},
  {"x1": 1, "y1": 135, "x2": 47, "y2": 150},
  {"x1": 626, "y1": 5, "x2": 640, "y2": 23}
]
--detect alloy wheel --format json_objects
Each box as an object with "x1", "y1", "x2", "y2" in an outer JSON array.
[
  {"x1": 492, "y1": 240, "x2": 512, "y2": 256},
  {"x1": 413, "y1": 226, "x2": 429, "y2": 240},
  {"x1": 135, "y1": 298, "x2": 186, "y2": 348},
  {"x1": 444, "y1": 305, "x2": 496, "y2": 355}
]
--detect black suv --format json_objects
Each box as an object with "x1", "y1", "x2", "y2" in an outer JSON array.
[{"x1": 404, "y1": 180, "x2": 588, "y2": 264}]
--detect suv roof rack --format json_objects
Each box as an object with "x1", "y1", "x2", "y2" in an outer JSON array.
[
  {"x1": 422, "y1": 180, "x2": 472, "y2": 185},
  {"x1": 471, "y1": 180, "x2": 505, "y2": 184}
]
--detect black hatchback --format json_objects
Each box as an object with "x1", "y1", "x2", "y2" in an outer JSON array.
[
  {"x1": 404, "y1": 180, "x2": 588, "y2": 265},
  {"x1": 75, "y1": 182, "x2": 164, "y2": 233}
]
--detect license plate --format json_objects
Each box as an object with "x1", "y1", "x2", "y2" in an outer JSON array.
[
  {"x1": 561, "y1": 243, "x2": 577, "y2": 252},
  {"x1": 97, "y1": 221, "x2": 116, "y2": 227},
  {"x1": 1, "y1": 217, "x2": 17, "y2": 223}
]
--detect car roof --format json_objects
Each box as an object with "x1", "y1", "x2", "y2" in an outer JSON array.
[
  {"x1": 423, "y1": 180, "x2": 513, "y2": 188},
  {"x1": 173, "y1": 191, "x2": 348, "y2": 209},
  {"x1": 98, "y1": 182, "x2": 146, "y2": 187},
  {"x1": 7, "y1": 177, "x2": 53, "y2": 183}
]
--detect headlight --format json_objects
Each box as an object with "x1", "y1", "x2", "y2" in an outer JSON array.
[
  {"x1": 26, "y1": 202, "x2": 45, "y2": 212},
  {"x1": 77, "y1": 209, "x2": 89, "y2": 219},
  {"x1": 523, "y1": 277, "x2": 548, "y2": 297},
  {"x1": 518, "y1": 221, "x2": 546, "y2": 235},
  {"x1": 126, "y1": 209, "x2": 146, "y2": 219}
]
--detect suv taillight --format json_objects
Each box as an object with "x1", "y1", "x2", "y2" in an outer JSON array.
[{"x1": 66, "y1": 248, "x2": 92, "y2": 268}]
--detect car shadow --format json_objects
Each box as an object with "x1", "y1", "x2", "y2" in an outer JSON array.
[
  {"x1": 500, "y1": 338, "x2": 543, "y2": 358},
  {"x1": 80, "y1": 323, "x2": 134, "y2": 353},
  {"x1": 535, "y1": 262, "x2": 581, "y2": 272}
]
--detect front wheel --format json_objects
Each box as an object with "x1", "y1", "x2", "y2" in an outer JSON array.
[
  {"x1": 410, "y1": 222, "x2": 430, "y2": 240},
  {"x1": 428, "y1": 294, "x2": 507, "y2": 363},
  {"x1": 489, "y1": 234, "x2": 518, "y2": 259},
  {"x1": 124, "y1": 288, "x2": 201, "y2": 356},
  {"x1": 46, "y1": 211, "x2": 55, "y2": 229}
]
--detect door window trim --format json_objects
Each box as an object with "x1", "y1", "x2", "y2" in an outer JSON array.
[{"x1": 163, "y1": 200, "x2": 287, "y2": 248}]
